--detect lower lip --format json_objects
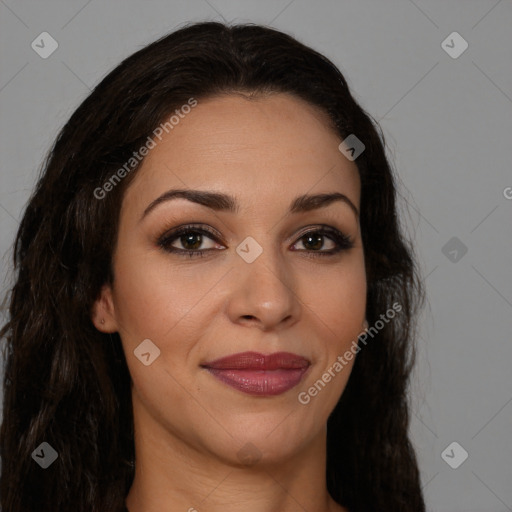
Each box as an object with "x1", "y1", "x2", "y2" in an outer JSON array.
[{"x1": 204, "y1": 367, "x2": 310, "y2": 396}]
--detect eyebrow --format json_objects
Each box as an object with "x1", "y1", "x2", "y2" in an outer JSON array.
[{"x1": 140, "y1": 189, "x2": 359, "y2": 221}]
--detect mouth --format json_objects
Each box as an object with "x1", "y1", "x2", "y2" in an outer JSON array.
[{"x1": 201, "y1": 351, "x2": 311, "y2": 396}]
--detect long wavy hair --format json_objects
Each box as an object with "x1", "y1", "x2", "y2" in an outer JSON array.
[{"x1": 0, "y1": 21, "x2": 425, "y2": 512}]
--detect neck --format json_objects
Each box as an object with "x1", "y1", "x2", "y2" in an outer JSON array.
[{"x1": 125, "y1": 395, "x2": 347, "y2": 512}]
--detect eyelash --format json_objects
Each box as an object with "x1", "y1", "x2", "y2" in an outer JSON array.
[{"x1": 157, "y1": 224, "x2": 354, "y2": 259}]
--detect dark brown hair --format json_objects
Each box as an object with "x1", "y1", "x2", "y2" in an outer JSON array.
[{"x1": 0, "y1": 21, "x2": 425, "y2": 512}]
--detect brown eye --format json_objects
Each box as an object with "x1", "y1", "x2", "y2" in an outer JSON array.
[
  {"x1": 299, "y1": 233, "x2": 331, "y2": 251},
  {"x1": 291, "y1": 227, "x2": 354, "y2": 257},
  {"x1": 158, "y1": 225, "x2": 224, "y2": 257},
  {"x1": 176, "y1": 232, "x2": 205, "y2": 251}
]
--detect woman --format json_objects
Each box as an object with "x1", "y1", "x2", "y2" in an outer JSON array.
[{"x1": 0, "y1": 21, "x2": 426, "y2": 512}]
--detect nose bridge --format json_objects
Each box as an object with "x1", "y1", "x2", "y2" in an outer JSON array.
[{"x1": 227, "y1": 232, "x2": 300, "y2": 328}]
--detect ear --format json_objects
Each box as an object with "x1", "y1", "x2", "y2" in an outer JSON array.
[{"x1": 91, "y1": 284, "x2": 118, "y2": 333}]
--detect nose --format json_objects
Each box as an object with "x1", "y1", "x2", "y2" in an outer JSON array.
[{"x1": 225, "y1": 242, "x2": 301, "y2": 332}]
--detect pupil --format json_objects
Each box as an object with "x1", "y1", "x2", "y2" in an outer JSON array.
[
  {"x1": 182, "y1": 233, "x2": 202, "y2": 250},
  {"x1": 304, "y1": 234, "x2": 323, "y2": 250}
]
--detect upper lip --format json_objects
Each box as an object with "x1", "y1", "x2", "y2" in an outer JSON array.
[{"x1": 201, "y1": 351, "x2": 310, "y2": 370}]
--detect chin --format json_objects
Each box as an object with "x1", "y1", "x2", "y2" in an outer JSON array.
[{"x1": 199, "y1": 416, "x2": 316, "y2": 468}]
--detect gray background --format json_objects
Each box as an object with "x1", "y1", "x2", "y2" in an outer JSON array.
[{"x1": 1, "y1": 1, "x2": 511, "y2": 510}]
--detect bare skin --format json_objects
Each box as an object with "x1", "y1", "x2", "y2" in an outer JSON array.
[{"x1": 92, "y1": 92, "x2": 366, "y2": 512}]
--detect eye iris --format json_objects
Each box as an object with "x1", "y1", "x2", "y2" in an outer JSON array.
[
  {"x1": 303, "y1": 233, "x2": 323, "y2": 251},
  {"x1": 181, "y1": 232, "x2": 202, "y2": 250}
]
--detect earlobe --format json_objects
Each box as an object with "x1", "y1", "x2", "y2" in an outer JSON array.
[{"x1": 91, "y1": 284, "x2": 118, "y2": 333}]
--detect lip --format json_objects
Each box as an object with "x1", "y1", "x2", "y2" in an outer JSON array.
[{"x1": 201, "y1": 351, "x2": 310, "y2": 396}]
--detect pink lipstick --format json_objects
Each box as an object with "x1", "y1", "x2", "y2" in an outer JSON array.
[{"x1": 201, "y1": 351, "x2": 310, "y2": 396}]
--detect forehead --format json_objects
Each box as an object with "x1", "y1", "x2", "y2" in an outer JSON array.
[{"x1": 123, "y1": 93, "x2": 360, "y2": 216}]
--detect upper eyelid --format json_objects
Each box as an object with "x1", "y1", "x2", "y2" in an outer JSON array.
[{"x1": 159, "y1": 224, "x2": 222, "y2": 242}]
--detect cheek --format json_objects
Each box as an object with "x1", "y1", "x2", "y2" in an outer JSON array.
[
  {"x1": 111, "y1": 246, "x2": 217, "y2": 341},
  {"x1": 110, "y1": 248, "x2": 233, "y2": 394},
  {"x1": 303, "y1": 257, "x2": 366, "y2": 338},
  {"x1": 295, "y1": 262, "x2": 366, "y2": 417}
]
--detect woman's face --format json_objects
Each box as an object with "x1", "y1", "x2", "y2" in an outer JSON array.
[{"x1": 93, "y1": 92, "x2": 366, "y2": 466}]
